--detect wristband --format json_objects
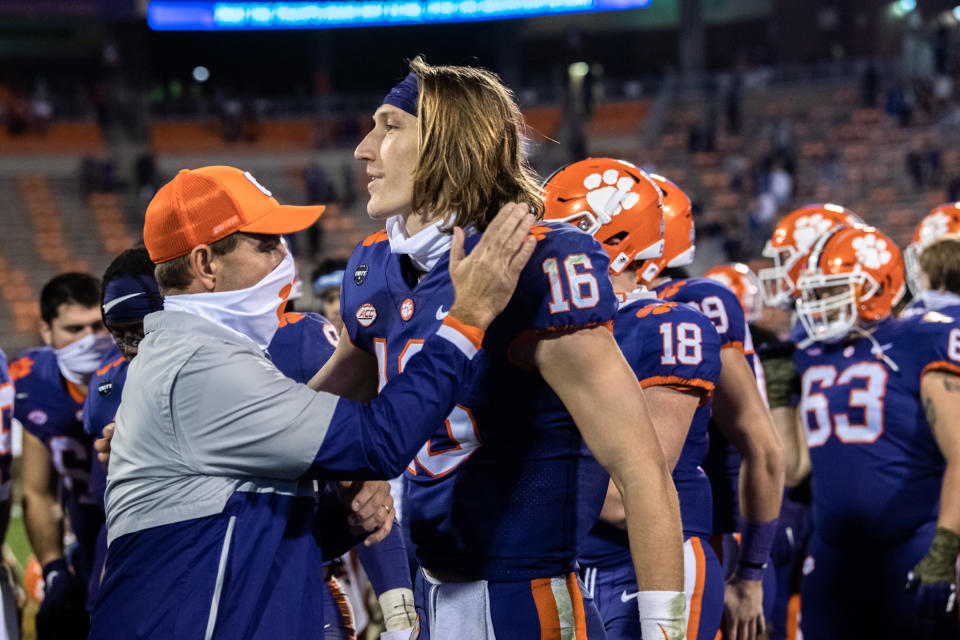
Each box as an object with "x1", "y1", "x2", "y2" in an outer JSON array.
[
  {"x1": 737, "y1": 518, "x2": 778, "y2": 580},
  {"x1": 378, "y1": 587, "x2": 417, "y2": 632},
  {"x1": 637, "y1": 590, "x2": 685, "y2": 640}
]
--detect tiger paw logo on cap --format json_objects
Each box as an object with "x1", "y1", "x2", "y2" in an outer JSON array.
[
  {"x1": 400, "y1": 298, "x2": 414, "y2": 321},
  {"x1": 356, "y1": 303, "x2": 377, "y2": 327}
]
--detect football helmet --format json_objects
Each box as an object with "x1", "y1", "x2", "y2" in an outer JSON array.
[
  {"x1": 796, "y1": 226, "x2": 905, "y2": 343},
  {"x1": 704, "y1": 263, "x2": 763, "y2": 323},
  {"x1": 542, "y1": 158, "x2": 663, "y2": 274},
  {"x1": 904, "y1": 203, "x2": 960, "y2": 295},
  {"x1": 635, "y1": 173, "x2": 695, "y2": 285},
  {"x1": 760, "y1": 204, "x2": 864, "y2": 308}
]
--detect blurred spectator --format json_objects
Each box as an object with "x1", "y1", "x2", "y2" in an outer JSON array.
[
  {"x1": 769, "y1": 158, "x2": 793, "y2": 207},
  {"x1": 135, "y1": 153, "x2": 159, "y2": 202},
  {"x1": 725, "y1": 74, "x2": 742, "y2": 135},
  {"x1": 906, "y1": 133, "x2": 942, "y2": 189},
  {"x1": 862, "y1": 63, "x2": 878, "y2": 108},
  {"x1": 311, "y1": 259, "x2": 347, "y2": 332}
]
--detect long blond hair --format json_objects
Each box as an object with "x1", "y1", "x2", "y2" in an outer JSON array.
[{"x1": 410, "y1": 56, "x2": 543, "y2": 231}]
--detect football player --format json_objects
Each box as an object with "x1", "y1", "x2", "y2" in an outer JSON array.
[
  {"x1": 706, "y1": 261, "x2": 811, "y2": 640},
  {"x1": 644, "y1": 175, "x2": 785, "y2": 640},
  {"x1": 543, "y1": 158, "x2": 725, "y2": 640},
  {"x1": 903, "y1": 203, "x2": 960, "y2": 317},
  {"x1": 704, "y1": 264, "x2": 763, "y2": 325},
  {"x1": 85, "y1": 247, "x2": 416, "y2": 639},
  {"x1": 793, "y1": 225, "x2": 960, "y2": 638},
  {"x1": 0, "y1": 347, "x2": 15, "y2": 640},
  {"x1": 11, "y1": 273, "x2": 115, "y2": 639},
  {"x1": 759, "y1": 204, "x2": 864, "y2": 311},
  {"x1": 311, "y1": 59, "x2": 687, "y2": 638}
]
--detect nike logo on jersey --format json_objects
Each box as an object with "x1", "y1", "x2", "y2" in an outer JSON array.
[
  {"x1": 102, "y1": 292, "x2": 145, "y2": 314},
  {"x1": 620, "y1": 590, "x2": 640, "y2": 603},
  {"x1": 436, "y1": 306, "x2": 449, "y2": 320}
]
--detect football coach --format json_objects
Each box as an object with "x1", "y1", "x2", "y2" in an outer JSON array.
[{"x1": 89, "y1": 166, "x2": 537, "y2": 639}]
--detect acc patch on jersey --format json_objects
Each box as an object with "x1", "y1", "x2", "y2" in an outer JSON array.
[
  {"x1": 354, "y1": 264, "x2": 369, "y2": 286},
  {"x1": 27, "y1": 410, "x2": 47, "y2": 425},
  {"x1": 98, "y1": 379, "x2": 114, "y2": 397},
  {"x1": 356, "y1": 303, "x2": 377, "y2": 327}
]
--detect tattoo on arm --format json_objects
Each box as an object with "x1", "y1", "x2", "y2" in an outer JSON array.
[
  {"x1": 943, "y1": 375, "x2": 960, "y2": 393},
  {"x1": 924, "y1": 396, "x2": 937, "y2": 429}
]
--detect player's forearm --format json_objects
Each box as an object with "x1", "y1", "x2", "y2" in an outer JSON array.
[
  {"x1": 771, "y1": 406, "x2": 807, "y2": 486},
  {"x1": 937, "y1": 459, "x2": 960, "y2": 535},
  {"x1": 22, "y1": 492, "x2": 63, "y2": 566},
  {"x1": 617, "y1": 469, "x2": 684, "y2": 591},
  {"x1": 736, "y1": 424, "x2": 785, "y2": 523}
]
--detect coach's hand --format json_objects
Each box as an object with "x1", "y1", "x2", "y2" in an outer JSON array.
[
  {"x1": 36, "y1": 558, "x2": 88, "y2": 640},
  {"x1": 907, "y1": 527, "x2": 960, "y2": 617},
  {"x1": 448, "y1": 203, "x2": 537, "y2": 331},
  {"x1": 95, "y1": 422, "x2": 114, "y2": 470},
  {"x1": 337, "y1": 480, "x2": 394, "y2": 546}
]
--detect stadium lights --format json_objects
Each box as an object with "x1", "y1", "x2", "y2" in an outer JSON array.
[
  {"x1": 192, "y1": 66, "x2": 211, "y2": 82},
  {"x1": 899, "y1": 0, "x2": 916, "y2": 11},
  {"x1": 954, "y1": 5, "x2": 960, "y2": 20},
  {"x1": 146, "y1": 0, "x2": 652, "y2": 30}
]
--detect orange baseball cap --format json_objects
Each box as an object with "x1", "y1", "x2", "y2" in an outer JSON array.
[{"x1": 144, "y1": 166, "x2": 325, "y2": 263}]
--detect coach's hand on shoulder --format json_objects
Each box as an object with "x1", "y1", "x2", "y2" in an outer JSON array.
[
  {"x1": 337, "y1": 480, "x2": 395, "y2": 546},
  {"x1": 448, "y1": 202, "x2": 537, "y2": 331},
  {"x1": 36, "y1": 558, "x2": 88, "y2": 640},
  {"x1": 95, "y1": 422, "x2": 115, "y2": 470}
]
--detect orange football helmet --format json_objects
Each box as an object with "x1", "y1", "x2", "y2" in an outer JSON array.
[
  {"x1": 796, "y1": 226, "x2": 905, "y2": 342},
  {"x1": 760, "y1": 204, "x2": 864, "y2": 308},
  {"x1": 635, "y1": 173, "x2": 695, "y2": 285},
  {"x1": 704, "y1": 263, "x2": 763, "y2": 323},
  {"x1": 904, "y1": 203, "x2": 960, "y2": 295},
  {"x1": 542, "y1": 158, "x2": 663, "y2": 274}
]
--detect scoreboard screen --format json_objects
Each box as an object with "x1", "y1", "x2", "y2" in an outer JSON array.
[{"x1": 146, "y1": 0, "x2": 652, "y2": 30}]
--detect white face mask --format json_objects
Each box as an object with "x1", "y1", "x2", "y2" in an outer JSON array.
[
  {"x1": 385, "y1": 215, "x2": 452, "y2": 272},
  {"x1": 163, "y1": 251, "x2": 296, "y2": 351},
  {"x1": 55, "y1": 333, "x2": 117, "y2": 386}
]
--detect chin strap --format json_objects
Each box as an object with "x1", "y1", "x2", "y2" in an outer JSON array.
[{"x1": 851, "y1": 325, "x2": 900, "y2": 372}]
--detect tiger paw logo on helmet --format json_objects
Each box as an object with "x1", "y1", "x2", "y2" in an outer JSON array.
[
  {"x1": 920, "y1": 211, "x2": 952, "y2": 244},
  {"x1": 793, "y1": 214, "x2": 835, "y2": 251},
  {"x1": 584, "y1": 170, "x2": 642, "y2": 217},
  {"x1": 852, "y1": 233, "x2": 892, "y2": 269}
]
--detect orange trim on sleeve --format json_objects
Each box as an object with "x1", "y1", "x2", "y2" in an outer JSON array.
[
  {"x1": 362, "y1": 229, "x2": 388, "y2": 246},
  {"x1": 686, "y1": 537, "x2": 707, "y2": 640},
  {"x1": 442, "y1": 315, "x2": 485, "y2": 351},
  {"x1": 531, "y1": 577, "x2": 561, "y2": 640},
  {"x1": 921, "y1": 361, "x2": 960, "y2": 379},
  {"x1": 8, "y1": 357, "x2": 33, "y2": 382},
  {"x1": 96, "y1": 356, "x2": 125, "y2": 377},
  {"x1": 721, "y1": 340, "x2": 745, "y2": 354},
  {"x1": 565, "y1": 572, "x2": 588, "y2": 640},
  {"x1": 638, "y1": 376, "x2": 715, "y2": 393},
  {"x1": 641, "y1": 377, "x2": 715, "y2": 407},
  {"x1": 507, "y1": 320, "x2": 614, "y2": 372}
]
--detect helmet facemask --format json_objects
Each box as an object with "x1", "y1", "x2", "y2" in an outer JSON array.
[
  {"x1": 796, "y1": 270, "x2": 877, "y2": 343},
  {"x1": 759, "y1": 242, "x2": 799, "y2": 308}
]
